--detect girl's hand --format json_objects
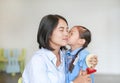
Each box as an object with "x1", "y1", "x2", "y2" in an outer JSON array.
[{"x1": 73, "y1": 70, "x2": 91, "y2": 83}]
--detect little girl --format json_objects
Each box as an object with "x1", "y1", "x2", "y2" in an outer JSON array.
[{"x1": 65, "y1": 25, "x2": 97, "y2": 83}]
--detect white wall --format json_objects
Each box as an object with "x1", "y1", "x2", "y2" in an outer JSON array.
[{"x1": 0, "y1": 0, "x2": 120, "y2": 74}]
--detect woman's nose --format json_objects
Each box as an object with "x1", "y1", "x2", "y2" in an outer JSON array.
[{"x1": 64, "y1": 30, "x2": 68, "y2": 35}]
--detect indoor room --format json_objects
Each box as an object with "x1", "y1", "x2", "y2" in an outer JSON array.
[{"x1": 0, "y1": 0, "x2": 120, "y2": 83}]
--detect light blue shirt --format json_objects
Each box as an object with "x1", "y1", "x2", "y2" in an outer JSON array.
[
  {"x1": 22, "y1": 48, "x2": 65, "y2": 83},
  {"x1": 65, "y1": 48, "x2": 94, "y2": 83}
]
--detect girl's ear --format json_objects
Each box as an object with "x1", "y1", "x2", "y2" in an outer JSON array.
[{"x1": 78, "y1": 39, "x2": 86, "y2": 45}]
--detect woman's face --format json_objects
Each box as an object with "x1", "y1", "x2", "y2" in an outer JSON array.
[{"x1": 49, "y1": 18, "x2": 69, "y2": 48}]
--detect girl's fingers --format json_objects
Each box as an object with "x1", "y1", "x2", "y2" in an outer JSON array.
[
  {"x1": 79, "y1": 70, "x2": 87, "y2": 76},
  {"x1": 82, "y1": 71, "x2": 87, "y2": 75}
]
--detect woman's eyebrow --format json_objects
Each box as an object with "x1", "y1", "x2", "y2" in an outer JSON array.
[{"x1": 59, "y1": 26, "x2": 69, "y2": 29}]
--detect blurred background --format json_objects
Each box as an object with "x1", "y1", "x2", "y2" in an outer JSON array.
[{"x1": 0, "y1": 0, "x2": 120, "y2": 83}]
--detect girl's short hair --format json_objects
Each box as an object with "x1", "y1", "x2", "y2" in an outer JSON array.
[{"x1": 37, "y1": 14, "x2": 68, "y2": 50}]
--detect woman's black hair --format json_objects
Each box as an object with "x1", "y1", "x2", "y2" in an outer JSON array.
[
  {"x1": 69, "y1": 26, "x2": 91, "y2": 73},
  {"x1": 37, "y1": 14, "x2": 68, "y2": 50}
]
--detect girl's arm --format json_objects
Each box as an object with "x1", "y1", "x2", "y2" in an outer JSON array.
[{"x1": 72, "y1": 70, "x2": 91, "y2": 83}]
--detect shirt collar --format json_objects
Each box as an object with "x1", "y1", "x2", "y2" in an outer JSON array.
[
  {"x1": 67, "y1": 47, "x2": 82, "y2": 56},
  {"x1": 41, "y1": 47, "x2": 63, "y2": 65}
]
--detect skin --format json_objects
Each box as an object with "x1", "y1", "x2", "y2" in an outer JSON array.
[
  {"x1": 73, "y1": 71, "x2": 91, "y2": 83},
  {"x1": 68, "y1": 27, "x2": 85, "y2": 51}
]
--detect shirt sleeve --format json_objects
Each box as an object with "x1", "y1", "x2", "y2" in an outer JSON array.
[
  {"x1": 22, "y1": 55, "x2": 51, "y2": 83},
  {"x1": 78, "y1": 50, "x2": 88, "y2": 71}
]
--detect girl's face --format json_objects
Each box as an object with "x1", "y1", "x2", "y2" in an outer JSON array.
[
  {"x1": 68, "y1": 27, "x2": 80, "y2": 46},
  {"x1": 49, "y1": 19, "x2": 69, "y2": 49}
]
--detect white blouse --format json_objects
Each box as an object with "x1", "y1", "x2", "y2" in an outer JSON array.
[{"x1": 22, "y1": 48, "x2": 65, "y2": 83}]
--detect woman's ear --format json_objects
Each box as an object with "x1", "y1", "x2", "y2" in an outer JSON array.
[{"x1": 78, "y1": 39, "x2": 86, "y2": 45}]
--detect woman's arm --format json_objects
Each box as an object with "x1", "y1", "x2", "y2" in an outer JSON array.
[{"x1": 22, "y1": 56, "x2": 51, "y2": 83}]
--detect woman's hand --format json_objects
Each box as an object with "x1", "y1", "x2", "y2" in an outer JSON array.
[{"x1": 73, "y1": 70, "x2": 91, "y2": 83}]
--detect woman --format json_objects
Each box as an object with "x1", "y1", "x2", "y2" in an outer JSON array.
[{"x1": 22, "y1": 14, "x2": 91, "y2": 83}]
